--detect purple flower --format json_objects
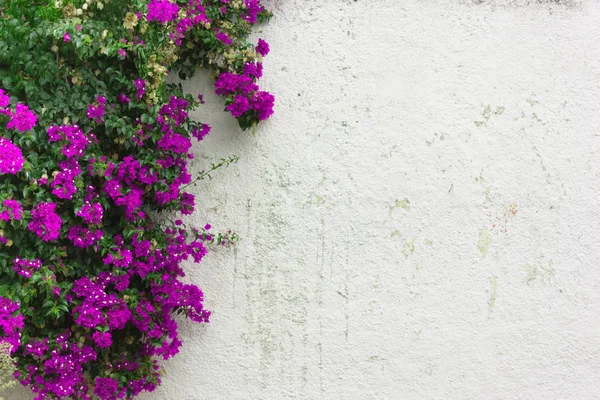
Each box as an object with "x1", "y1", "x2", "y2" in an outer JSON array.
[
  {"x1": 181, "y1": 192, "x2": 195, "y2": 215},
  {"x1": 94, "y1": 377, "x2": 123, "y2": 400},
  {"x1": 23, "y1": 338, "x2": 49, "y2": 358},
  {"x1": 236, "y1": 74, "x2": 259, "y2": 96},
  {"x1": 28, "y1": 202, "x2": 62, "y2": 242},
  {"x1": 256, "y1": 38, "x2": 270, "y2": 56},
  {"x1": 115, "y1": 156, "x2": 140, "y2": 184},
  {"x1": 7, "y1": 104, "x2": 37, "y2": 132},
  {"x1": 158, "y1": 96, "x2": 189, "y2": 126},
  {"x1": 77, "y1": 202, "x2": 104, "y2": 225},
  {"x1": 157, "y1": 133, "x2": 192, "y2": 154},
  {"x1": 13, "y1": 258, "x2": 42, "y2": 279},
  {"x1": 214, "y1": 72, "x2": 240, "y2": 95},
  {"x1": 63, "y1": 32, "x2": 70, "y2": 43},
  {"x1": 47, "y1": 124, "x2": 89, "y2": 159},
  {"x1": 215, "y1": 30, "x2": 232, "y2": 45},
  {"x1": 243, "y1": 62, "x2": 262, "y2": 79},
  {"x1": 87, "y1": 96, "x2": 106, "y2": 123},
  {"x1": 67, "y1": 226, "x2": 103, "y2": 248},
  {"x1": 118, "y1": 93, "x2": 131, "y2": 104},
  {"x1": 0, "y1": 297, "x2": 23, "y2": 352},
  {"x1": 118, "y1": 48, "x2": 127, "y2": 59},
  {"x1": 134, "y1": 78, "x2": 146, "y2": 99},
  {"x1": 252, "y1": 91, "x2": 275, "y2": 121},
  {"x1": 0, "y1": 199, "x2": 23, "y2": 221},
  {"x1": 51, "y1": 159, "x2": 82, "y2": 200},
  {"x1": 0, "y1": 138, "x2": 24, "y2": 174},
  {"x1": 242, "y1": 0, "x2": 264, "y2": 24},
  {"x1": 191, "y1": 123, "x2": 211, "y2": 141},
  {"x1": 92, "y1": 331, "x2": 112, "y2": 349},
  {"x1": 225, "y1": 94, "x2": 250, "y2": 117},
  {"x1": 0, "y1": 89, "x2": 10, "y2": 108},
  {"x1": 147, "y1": 0, "x2": 179, "y2": 25}
]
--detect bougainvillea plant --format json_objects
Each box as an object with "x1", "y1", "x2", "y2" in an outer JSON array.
[{"x1": 0, "y1": 0, "x2": 273, "y2": 398}]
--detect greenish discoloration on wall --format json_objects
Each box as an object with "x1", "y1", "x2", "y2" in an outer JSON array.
[
  {"x1": 477, "y1": 228, "x2": 492, "y2": 257},
  {"x1": 388, "y1": 198, "x2": 411, "y2": 218},
  {"x1": 522, "y1": 261, "x2": 556, "y2": 285},
  {"x1": 488, "y1": 276, "x2": 498, "y2": 313},
  {"x1": 475, "y1": 104, "x2": 505, "y2": 126},
  {"x1": 402, "y1": 238, "x2": 416, "y2": 258}
]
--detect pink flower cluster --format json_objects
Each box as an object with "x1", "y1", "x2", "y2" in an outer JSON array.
[
  {"x1": 0, "y1": 297, "x2": 23, "y2": 352},
  {"x1": 27, "y1": 202, "x2": 62, "y2": 242},
  {"x1": 0, "y1": 199, "x2": 22, "y2": 222},
  {"x1": 146, "y1": 0, "x2": 179, "y2": 25},
  {"x1": 0, "y1": 92, "x2": 30, "y2": 174},
  {"x1": 86, "y1": 95, "x2": 107, "y2": 123},
  {"x1": 47, "y1": 124, "x2": 90, "y2": 159},
  {"x1": 13, "y1": 258, "x2": 42, "y2": 279},
  {"x1": 6, "y1": 104, "x2": 37, "y2": 133},
  {"x1": 215, "y1": 68, "x2": 274, "y2": 120},
  {"x1": 169, "y1": 0, "x2": 210, "y2": 45},
  {"x1": 0, "y1": 137, "x2": 24, "y2": 174},
  {"x1": 16, "y1": 330, "x2": 99, "y2": 399}
]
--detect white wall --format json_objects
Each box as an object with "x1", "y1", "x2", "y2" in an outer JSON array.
[{"x1": 14, "y1": 0, "x2": 600, "y2": 399}]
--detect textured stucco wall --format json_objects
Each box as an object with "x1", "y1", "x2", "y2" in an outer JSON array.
[{"x1": 12, "y1": 0, "x2": 600, "y2": 399}]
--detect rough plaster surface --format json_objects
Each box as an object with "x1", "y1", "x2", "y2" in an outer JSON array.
[{"x1": 12, "y1": 0, "x2": 600, "y2": 399}]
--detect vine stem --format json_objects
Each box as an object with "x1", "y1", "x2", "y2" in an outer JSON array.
[{"x1": 180, "y1": 155, "x2": 239, "y2": 190}]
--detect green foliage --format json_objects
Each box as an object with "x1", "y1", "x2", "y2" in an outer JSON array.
[{"x1": 0, "y1": 0, "x2": 272, "y2": 398}]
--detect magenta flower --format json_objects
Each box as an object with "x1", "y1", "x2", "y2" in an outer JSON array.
[
  {"x1": 242, "y1": 0, "x2": 264, "y2": 24},
  {"x1": 13, "y1": 258, "x2": 42, "y2": 279},
  {"x1": 214, "y1": 72, "x2": 240, "y2": 95},
  {"x1": 94, "y1": 377, "x2": 124, "y2": 400},
  {"x1": 0, "y1": 138, "x2": 24, "y2": 174},
  {"x1": 0, "y1": 89, "x2": 10, "y2": 108},
  {"x1": 134, "y1": 78, "x2": 146, "y2": 99},
  {"x1": 86, "y1": 96, "x2": 106, "y2": 123},
  {"x1": 63, "y1": 32, "x2": 70, "y2": 43},
  {"x1": 117, "y1": 93, "x2": 131, "y2": 104},
  {"x1": 215, "y1": 30, "x2": 232, "y2": 45},
  {"x1": 147, "y1": 0, "x2": 179, "y2": 25},
  {"x1": 0, "y1": 199, "x2": 23, "y2": 221},
  {"x1": 225, "y1": 94, "x2": 250, "y2": 117},
  {"x1": 47, "y1": 124, "x2": 89, "y2": 159},
  {"x1": 28, "y1": 202, "x2": 62, "y2": 242},
  {"x1": 192, "y1": 123, "x2": 211, "y2": 141},
  {"x1": 252, "y1": 91, "x2": 275, "y2": 121},
  {"x1": 7, "y1": 104, "x2": 37, "y2": 132},
  {"x1": 0, "y1": 296, "x2": 24, "y2": 352},
  {"x1": 256, "y1": 38, "x2": 270, "y2": 56},
  {"x1": 91, "y1": 331, "x2": 112, "y2": 348}
]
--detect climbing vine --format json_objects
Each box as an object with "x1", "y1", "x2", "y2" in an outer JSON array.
[{"x1": 0, "y1": 0, "x2": 273, "y2": 398}]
